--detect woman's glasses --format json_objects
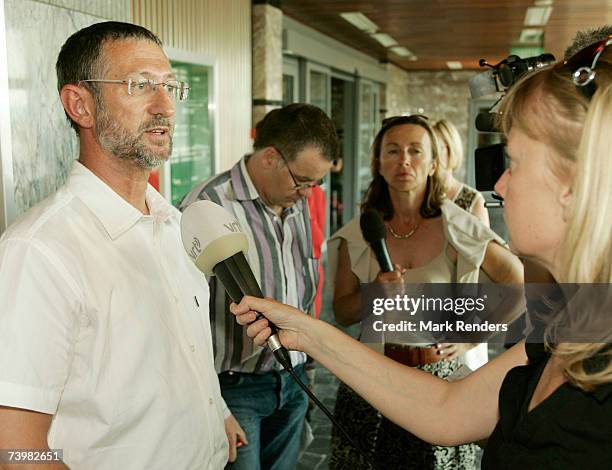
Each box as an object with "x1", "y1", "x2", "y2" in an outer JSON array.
[
  {"x1": 565, "y1": 36, "x2": 612, "y2": 99},
  {"x1": 381, "y1": 114, "x2": 429, "y2": 127}
]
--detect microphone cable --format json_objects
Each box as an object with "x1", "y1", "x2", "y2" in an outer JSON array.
[
  {"x1": 276, "y1": 355, "x2": 381, "y2": 470},
  {"x1": 213, "y1": 254, "x2": 380, "y2": 469}
]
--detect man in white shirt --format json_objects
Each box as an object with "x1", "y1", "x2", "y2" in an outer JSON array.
[{"x1": 0, "y1": 21, "x2": 242, "y2": 469}]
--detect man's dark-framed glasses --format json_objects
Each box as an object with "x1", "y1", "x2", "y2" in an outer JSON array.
[{"x1": 273, "y1": 147, "x2": 324, "y2": 191}]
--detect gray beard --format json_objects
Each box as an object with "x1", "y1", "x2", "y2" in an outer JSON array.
[{"x1": 96, "y1": 108, "x2": 173, "y2": 169}]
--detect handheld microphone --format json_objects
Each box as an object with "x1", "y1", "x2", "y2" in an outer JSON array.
[
  {"x1": 183, "y1": 202, "x2": 382, "y2": 469},
  {"x1": 180, "y1": 200, "x2": 293, "y2": 371},
  {"x1": 360, "y1": 210, "x2": 394, "y2": 273}
]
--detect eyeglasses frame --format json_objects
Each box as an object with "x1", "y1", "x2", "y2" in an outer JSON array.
[
  {"x1": 272, "y1": 146, "x2": 324, "y2": 191},
  {"x1": 381, "y1": 114, "x2": 429, "y2": 127},
  {"x1": 78, "y1": 78, "x2": 190, "y2": 102}
]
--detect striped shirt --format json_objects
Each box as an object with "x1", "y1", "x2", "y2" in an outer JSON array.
[{"x1": 178, "y1": 156, "x2": 318, "y2": 373}]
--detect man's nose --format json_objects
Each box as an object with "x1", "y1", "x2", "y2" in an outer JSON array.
[
  {"x1": 148, "y1": 86, "x2": 176, "y2": 118},
  {"x1": 298, "y1": 186, "x2": 313, "y2": 198}
]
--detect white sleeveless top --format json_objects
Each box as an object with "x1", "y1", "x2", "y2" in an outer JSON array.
[{"x1": 327, "y1": 200, "x2": 504, "y2": 369}]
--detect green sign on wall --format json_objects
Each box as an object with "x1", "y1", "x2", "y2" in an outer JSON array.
[{"x1": 170, "y1": 61, "x2": 214, "y2": 206}]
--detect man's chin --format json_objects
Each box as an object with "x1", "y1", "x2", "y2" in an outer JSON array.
[
  {"x1": 281, "y1": 198, "x2": 301, "y2": 208},
  {"x1": 143, "y1": 145, "x2": 172, "y2": 167},
  {"x1": 123, "y1": 151, "x2": 170, "y2": 170}
]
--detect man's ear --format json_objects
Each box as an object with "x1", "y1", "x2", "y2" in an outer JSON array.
[
  {"x1": 260, "y1": 147, "x2": 279, "y2": 169},
  {"x1": 59, "y1": 84, "x2": 96, "y2": 131}
]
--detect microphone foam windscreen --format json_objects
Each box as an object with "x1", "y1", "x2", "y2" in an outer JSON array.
[
  {"x1": 181, "y1": 200, "x2": 249, "y2": 275},
  {"x1": 360, "y1": 209, "x2": 387, "y2": 243}
]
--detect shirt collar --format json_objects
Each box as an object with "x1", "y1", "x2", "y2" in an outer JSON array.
[
  {"x1": 231, "y1": 156, "x2": 260, "y2": 201},
  {"x1": 68, "y1": 161, "x2": 177, "y2": 240},
  {"x1": 229, "y1": 155, "x2": 304, "y2": 217}
]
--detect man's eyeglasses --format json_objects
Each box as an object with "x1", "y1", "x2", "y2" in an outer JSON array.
[
  {"x1": 566, "y1": 36, "x2": 612, "y2": 100},
  {"x1": 273, "y1": 147, "x2": 324, "y2": 191},
  {"x1": 78, "y1": 78, "x2": 190, "y2": 102}
]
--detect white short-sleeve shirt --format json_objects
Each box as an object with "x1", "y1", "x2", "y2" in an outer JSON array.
[{"x1": 0, "y1": 162, "x2": 228, "y2": 469}]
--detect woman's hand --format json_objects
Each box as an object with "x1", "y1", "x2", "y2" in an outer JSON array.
[
  {"x1": 230, "y1": 296, "x2": 315, "y2": 352},
  {"x1": 434, "y1": 343, "x2": 475, "y2": 360},
  {"x1": 375, "y1": 264, "x2": 406, "y2": 283}
]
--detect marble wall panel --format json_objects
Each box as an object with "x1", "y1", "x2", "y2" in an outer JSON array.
[
  {"x1": 385, "y1": 64, "x2": 478, "y2": 181},
  {"x1": 252, "y1": 3, "x2": 282, "y2": 102},
  {"x1": 252, "y1": 104, "x2": 277, "y2": 129},
  {"x1": 5, "y1": 0, "x2": 129, "y2": 216},
  {"x1": 34, "y1": 0, "x2": 130, "y2": 22}
]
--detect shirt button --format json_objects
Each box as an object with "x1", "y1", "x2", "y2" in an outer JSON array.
[
  {"x1": 209, "y1": 398, "x2": 213, "y2": 405},
  {"x1": 190, "y1": 345, "x2": 195, "y2": 352}
]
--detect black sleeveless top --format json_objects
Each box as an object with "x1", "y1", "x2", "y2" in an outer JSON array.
[{"x1": 482, "y1": 342, "x2": 612, "y2": 469}]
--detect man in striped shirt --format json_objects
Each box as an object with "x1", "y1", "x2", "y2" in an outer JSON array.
[{"x1": 179, "y1": 103, "x2": 338, "y2": 470}]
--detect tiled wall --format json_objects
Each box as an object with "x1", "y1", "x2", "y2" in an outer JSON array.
[
  {"x1": 385, "y1": 63, "x2": 478, "y2": 182},
  {"x1": 3, "y1": 0, "x2": 130, "y2": 220},
  {"x1": 252, "y1": 3, "x2": 282, "y2": 127}
]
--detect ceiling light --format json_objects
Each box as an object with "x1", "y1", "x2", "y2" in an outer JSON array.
[
  {"x1": 519, "y1": 28, "x2": 544, "y2": 43},
  {"x1": 370, "y1": 33, "x2": 398, "y2": 48},
  {"x1": 534, "y1": 0, "x2": 553, "y2": 6},
  {"x1": 340, "y1": 12, "x2": 378, "y2": 34},
  {"x1": 524, "y1": 6, "x2": 552, "y2": 26},
  {"x1": 390, "y1": 46, "x2": 416, "y2": 58},
  {"x1": 446, "y1": 61, "x2": 463, "y2": 70}
]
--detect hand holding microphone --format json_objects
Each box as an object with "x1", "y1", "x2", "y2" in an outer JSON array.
[
  {"x1": 360, "y1": 209, "x2": 405, "y2": 281},
  {"x1": 230, "y1": 296, "x2": 311, "y2": 351},
  {"x1": 182, "y1": 203, "x2": 384, "y2": 469}
]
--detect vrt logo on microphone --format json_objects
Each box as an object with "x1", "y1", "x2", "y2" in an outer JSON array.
[
  {"x1": 223, "y1": 221, "x2": 241, "y2": 233},
  {"x1": 189, "y1": 237, "x2": 202, "y2": 259}
]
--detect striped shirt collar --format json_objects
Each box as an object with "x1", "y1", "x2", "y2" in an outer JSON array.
[
  {"x1": 231, "y1": 156, "x2": 260, "y2": 201},
  {"x1": 230, "y1": 155, "x2": 303, "y2": 216}
]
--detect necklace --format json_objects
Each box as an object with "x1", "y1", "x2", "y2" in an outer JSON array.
[{"x1": 387, "y1": 221, "x2": 420, "y2": 239}]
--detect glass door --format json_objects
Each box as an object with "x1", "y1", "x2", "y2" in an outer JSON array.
[
  {"x1": 282, "y1": 56, "x2": 300, "y2": 105},
  {"x1": 305, "y1": 63, "x2": 331, "y2": 114},
  {"x1": 354, "y1": 79, "x2": 380, "y2": 211}
]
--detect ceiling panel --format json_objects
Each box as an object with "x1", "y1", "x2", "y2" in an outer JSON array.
[{"x1": 281, "y1": 0, "x2": 612, "y2": 70}]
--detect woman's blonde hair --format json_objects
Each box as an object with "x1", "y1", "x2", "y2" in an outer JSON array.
[
  {"x1": 433, "y1": 119, "x2": 463, "y2": 172},
  {"x1": 499, "y1": 47, "x2": 612, "y2": 391}
]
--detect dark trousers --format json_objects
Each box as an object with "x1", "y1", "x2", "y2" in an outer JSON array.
[{"x1": 221, "y1": 364, "x2": 308, "y2": 470}]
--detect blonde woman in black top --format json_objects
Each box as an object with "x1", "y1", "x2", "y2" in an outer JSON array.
[{"x1": 231, "y1": 38, "x2": 612, "y2": 469}]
